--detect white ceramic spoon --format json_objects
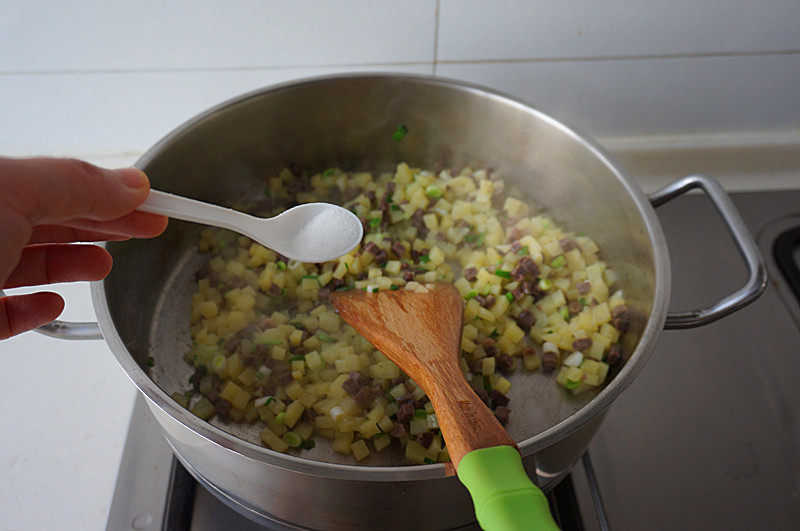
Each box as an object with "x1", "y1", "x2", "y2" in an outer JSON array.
[{"x1": 139, "y1": 190, "x2": 363, "y2": 263}]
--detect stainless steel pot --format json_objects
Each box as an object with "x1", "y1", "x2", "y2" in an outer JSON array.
[{"x1": 41, "y1": 74, "x2": 766, "y2": 529}]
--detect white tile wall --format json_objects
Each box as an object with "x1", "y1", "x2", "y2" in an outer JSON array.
[
  {"x1": 2, "y1": 1, "x2": 436, "y2": 71},
  {"x1": 1, "y1": 0, "x2": 798, "y2": 157},
  {"x1": 0, "y1": 64, "x2": 432, "y2": 154},
  {"x1": 436, "y1": 54, "x2": 800, "y2": 139},
  {"x1": 437, "y1": 1, "x2": 800, "y2": 60}
]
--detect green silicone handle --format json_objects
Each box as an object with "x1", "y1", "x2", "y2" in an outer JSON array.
[{"x1": 457, "y1": 446, "x2": 560, "y2": 530}]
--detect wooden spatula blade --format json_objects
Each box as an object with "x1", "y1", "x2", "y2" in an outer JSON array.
[
  {"x1": 330, "y1": 283, "x2": 515, "y2": 467},
  {"x1": 330, "y1": 284, "x2": 464, "y2": 383}
]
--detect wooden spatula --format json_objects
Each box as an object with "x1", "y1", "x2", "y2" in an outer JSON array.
[{"x1": 330, "y1": 283, "x2": 558, "y2": 531}]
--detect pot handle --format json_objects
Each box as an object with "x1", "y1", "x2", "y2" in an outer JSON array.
[
  {"x1": 649, "y1": 174, "x2": 767, "y2": 329},
  {"x1": 0, "y1": 289, "x2": 103, "y2": 340}
]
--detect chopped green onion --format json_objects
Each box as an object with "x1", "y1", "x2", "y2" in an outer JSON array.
[
  {"x1": 316, "y1": 333, "x2": 337, "y2": 343},
  {"x1": 414, "y1": 409, "x2": 428, "y2": 419},
  {"x1": 419, "y1": 254, "x2": 430, "y2": 263},
  {"x1": 254, "y1": 395, "x2": 275, "y2": 407},
  {"x1": 578, "y1": 297, "x2": 587, "y2": 306},
  {"x1": 559, "y1": 306, "x2": 570, "y2": 321},
  {"x1": 425, "y1": 185, "x2": 443, "y2": 199},
  {"x1": 392, "y1": 124, "x2": 408, "y2": 142},
  {"x1": 465, "y1": 290, "x2": 478, "y2": 300},
  {"x1": 368, "y1": 217, "x2": 381, "y2": 228},
  {"x1": 538, "y1": 278, "x2": 552, "y2": 291},
  {"x1": 277, "y1": 261, "x2": 287, "y2": 270},
  {"x1": 551, "y1": 255, "x2": 566, "y2": 269},
  {"x1": 464, "y1": 232, "x2": 485, "y2": 246},
  {"x1": 565, "y1": 379, "x2": 581, "y2": 390},
  {"x1": 283, "y1": 432, "x2": 302, "y2": 448},
  {"x1": 291, "y1": 321, "x2": 304, "y2": 328},
  {"x1": 146, "y1": 357, "x2": 155, "y2": 367},
  {"x1": 288, "y1": 354, "x2": 305, "y2": 362},
  {"x1": 494, "y1": 269, "x2": 511, "y2": 279},
  {"x1": 275, "y1": 411, "x2": 286, "y2": 424},
  {"x1": 299, "y1": 439, "x2": 316, "y2": 450},
  {"x1": 423, "y1": 457, "x2": 435, "y2": 464},
  {"x1": 517, "y1": 246, "x2": 529, "y2": 256},
  {"x1": 211, "y1": 354, "x2": 226, "y2": 373},
  {"x1": 301, "y1": 274, "x2": 318, "y2": 280},
  {"x1": 390, "y1": 284, "x2": 400, "y2": 290},
  {"x1": 344, "y1": 262, "x2": 349, "y2": 271},
  {"x1": 390, "y1": 203, "x2": 401, "y2": 211},
  {"x1": 489, "y1": 330, "x2": 500, "y2": 339},
  {"x1": 505, "y1": 292, "x2": 514, "y2": 303},
  {"x1": 322, "y1": 167, "x2": 337, "y2": 177}
]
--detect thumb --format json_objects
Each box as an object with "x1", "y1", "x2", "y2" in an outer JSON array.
[{"x1": 0, "y1": 157, "x2": 151, "y2": 225}]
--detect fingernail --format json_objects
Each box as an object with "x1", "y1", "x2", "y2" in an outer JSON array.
[{"x1": 116, "y1": 168, "x2": 149, "y2": 189}]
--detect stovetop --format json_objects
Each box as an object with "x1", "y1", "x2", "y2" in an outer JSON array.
[{"x1": 107, "y1": 189, "x2": 800, "y2": 531}]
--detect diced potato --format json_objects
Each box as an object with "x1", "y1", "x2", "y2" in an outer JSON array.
[
  {"x1": 306, "y1": 351, "x2": 323, "y2": 371},
  {"x1": 220, "y1": 381, "x2": 251, "y2": 410},
  {"x1": 351, "y1": 439, "x2": 370, "y2": 461},
  {"x1": 373, "y1": 434, "x2": 391, "y2": 452},
  {"x1": 481, "y1": 357, "x2": 496, "y2": 376},
  {"x1": 404, "y1": 441, "x2": 428, "y2": 465},
  {"x1": 260, "y1": 427, "x2": 289, "y2": 452},
  {"x1": 236, "y1": 366, "x2": 257, "y2": 387},
  {"x1": 523, "y1": 353, "x2": 541, "y2": 371},
  {"x1": 188, "y1": 164, "x2": 629, "y2": 463},
  {"x1": 283, "y1": 400, "x2": 304, "y2": 427}
]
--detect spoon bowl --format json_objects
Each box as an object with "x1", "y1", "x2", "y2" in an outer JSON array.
[{"x1": 139, "y1": 189, "x2": 363, "y2": 262}]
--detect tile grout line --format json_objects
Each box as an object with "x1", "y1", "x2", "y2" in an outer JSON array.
[
  {"x1": 3, "y1": 49, "x2": 798, "y2": 77},
  {"x1": 436, "y1": 48, "x2": 800, "y2": 65},
  {"x1": 432, "y1": 0, "x2": 441, "y2": 76}
]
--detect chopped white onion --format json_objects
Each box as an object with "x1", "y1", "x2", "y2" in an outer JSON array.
[
  {"x1": 543, "y1": 341, "x2": 559, "y2": 354},
  {"x1": 329, "y1": 406, "x2": 344, "y2": 422},
  {"x1": 563, "y1": 352, "x2": 584, "y2": 367}
]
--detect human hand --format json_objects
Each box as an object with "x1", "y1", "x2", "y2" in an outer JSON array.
[{"x1": 0, "y1": 157, "x2": 168, "y2": 339}]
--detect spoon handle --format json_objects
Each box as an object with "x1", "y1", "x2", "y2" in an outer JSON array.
[{"x1": 139, "y1": 189, "x2": 256, "y2": 234}]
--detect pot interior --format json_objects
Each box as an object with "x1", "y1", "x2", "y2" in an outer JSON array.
[{"x1": 104, "y1": 75, "x2": 656, "y2": 467}]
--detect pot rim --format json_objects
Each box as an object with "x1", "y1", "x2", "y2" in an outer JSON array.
[{"x1": 92, "y1": 72, "x2": 670, "y2": 482}]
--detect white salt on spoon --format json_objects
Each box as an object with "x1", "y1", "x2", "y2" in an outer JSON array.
[{"x1": 138, "y1": 189, "x2": 363, "y2": 263}]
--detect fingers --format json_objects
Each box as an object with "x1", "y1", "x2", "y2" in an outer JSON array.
[
  {"x1": 0, "y1": 292, "x2": 65, "y2": 340},
  {"x1": 63, "y1": 210, "x2": 169, "y2": 239},
  {"x1": 29, "y1": 225, "x2": 130, "y2": 244},
  {"x1": 3, "y1": 245, "x2": 113, "y2": 289},
  {"x1": 0, "y1": 157, "x2": 151, "y2": 225}
]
